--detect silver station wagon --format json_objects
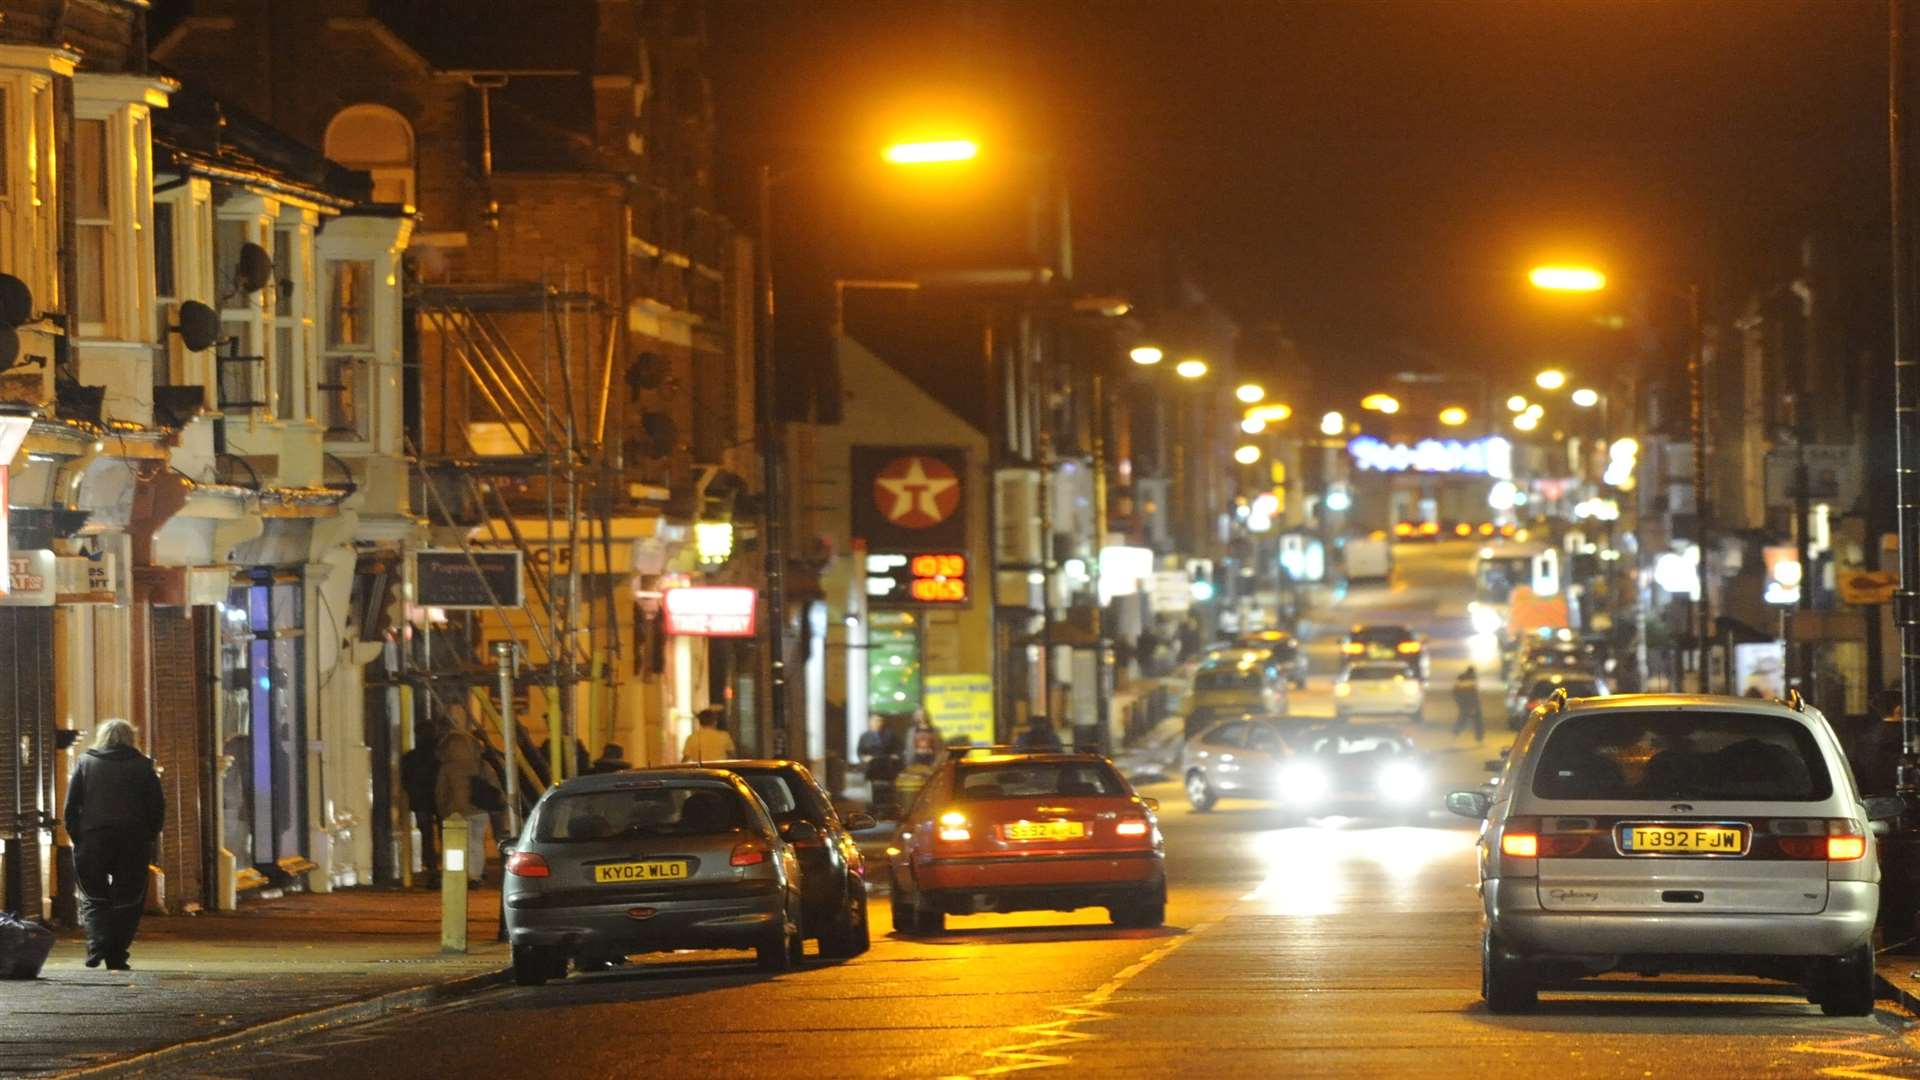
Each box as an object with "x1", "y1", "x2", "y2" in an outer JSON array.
[{"x1": 1449, "y1": 692, "x2": 1900, "y2": 1015}]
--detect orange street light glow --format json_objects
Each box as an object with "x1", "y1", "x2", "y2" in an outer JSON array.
[
  {"x1": 1129, "y1": 345, "x2": 1164, "y2": 366},
  {"x1": 1235, "y1": 383, "x2": 1266, "y2": 404},
  {"x1": 1176, "y1": 358, "x2": 1208, "y2": 379},
  {"x1": 1438, "y1": 406, "x2": 1468, "y2": 426},
  {"x1": 1572, "y1": 388, "x2": 1600, "y2": 408},
  {"x1": 1234, "y1": 444, "x2": 1262, "y2": 465},
  {"x1": 1529, "y1": 265, "x2": 1607, "y2": 292},
  {"x1": 1535, "y1": 369, "x2": 1567, "y2": 391},
  {"x1": 1246, "y1": 403, "x2": 1293, "y2": 424},
  {"x1": 883, "y1": 139, "x2": 980, "y2": 164},
  {"x1": 1360, "y1": 393, "x2": 1400, "y2": 414},
  {"x1": 1241, "y1": 416, "x2": 1265, "y2": 434},
  {"x1": 1506, "y1": 395, "x2": 1529, "y2": 413}
]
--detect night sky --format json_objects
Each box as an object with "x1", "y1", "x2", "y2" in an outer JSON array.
[{"x1": 709, "y1": 0, "x2": 1891, "y2": 397}]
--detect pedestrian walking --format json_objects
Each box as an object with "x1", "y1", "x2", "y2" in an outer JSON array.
[
  {"x1": 1854, "y1": 686, "x2": 1905, "y2": 795},
  {"x1": 856, "y1": 716, "x2": 904, "y2": 811},
  {"x1": 399, "y1": 726, "x2": 442, "y2": 886},
  {"x1": 62, "y1": 719, "x2": 165, "y2": 971},
  {"x1": 436, "y1": 729, "x2": 498, "y2": 884},
  {"x1": 681, "y1": 707, "x2": 737, "y2": 763},
  {"x1": 587, "y1": 742, "x2": 632, "y2": 774},
  {"x1": 1451, "y1": 666, "x2": 1484, "y2": 741},
  {"x1": 1015, "y1": 714, "x2": 1065, "y2": 752}
]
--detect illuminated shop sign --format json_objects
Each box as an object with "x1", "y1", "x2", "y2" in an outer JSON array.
[
  {"x1": 663, "y1": 586, "x2": 758, "y2": 636},
  {"x1": 866, "y1": 552, "x2": 969, "y2": 605},
  {"x1": 1347, "y1": 436, "x2": 1512, "y2": 480}
]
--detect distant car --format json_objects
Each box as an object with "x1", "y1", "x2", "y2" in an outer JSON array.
[
  {"x1": 1111, "y1": 716, "x2": 1189, "y2": 782},
  {"x1": 1183, "y1": 716, "x2": 1294, "y2": 811},
  {"x1": 700, "y1": 760, "x2": 876, "y2": 959},
  {"x1": 1507, "y1": 671, "x2": 1610, "y2": 730},
  {"x1": 1190, "y1": 655, "x2": 1290, "y2": 716},
  {"x1": 887, "y1": 750, "x2": 1166, "y2": 932},
  {"x1": 1341, "y1": 624, "x2": 1429, "y2": 680},
  {"x1": 504, "y1": 768, "x2": 807, "y2": 985},
  {"x1": 1449, "y1": 692, "x2": 1897, "y2": 1016},
  {"x1": 1276, "y1": 722, "x2": 1431, "y2": 820},
  {"x1": 1236, "y1": 629, "x2": 1310, "y2": 689},
  {"x1": 1335, "y1": 661, "x2": 1427, "y2": 723}
]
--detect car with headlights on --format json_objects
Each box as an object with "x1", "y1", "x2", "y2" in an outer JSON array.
[
  {"x1": 1235, "y1": 629, "x2": 1310, "y2": 689},
  {"x1": 694, "y1": 760, "x2": 875, "y2": 959},
  {"x1": 503, "y1": 768, "x2": 807, "y2": 985},
  {"x1": 1340, "y1": 623, "x2": 1429, "y2": 680},
  {"x1": 1270, "y1": 723, "x2": 1431, "y2": 821},
  {"x1": 887, "y1": 750, "x2": 1166, "y2": 932},
  {"x1": 1334, "y1": 661, "x2": 1427, "y2": 723},
  {"x1": 1449, "y1": 692, "x2": 1899, "y2": 1016},
  {"x1": 1182, "y1": 716, "x2": 1293, "y2": 810}
]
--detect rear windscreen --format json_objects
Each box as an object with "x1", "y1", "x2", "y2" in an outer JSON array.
[
  {"x1": 535, "y1": 785, "x2": 747, "y2": 842},
  {"x1": 1348, "y1": 666, "x2": 1405, "y2": 682},
  {"x1": 1531, "y1": 712, "x2": 1832, "y2": 802},
  {"x1": 954, "y1": 762, "x2": 1125, "y2": 800},
  {"x1": 1195, "y1": 669, "x2": 1261, "y2": 690}
]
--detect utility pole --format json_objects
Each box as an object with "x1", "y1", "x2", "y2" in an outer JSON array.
[
  {"x1": 1686, "y1": 282, "x2": 1712, "y2": 690},
  {"x1": 1890, "y1": 0, "x2": 1920, "y2": 804},
  {"x1": 757, "y1": 165, "x2": 790, "y2": 753}
]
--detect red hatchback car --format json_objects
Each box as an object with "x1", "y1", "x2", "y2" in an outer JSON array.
[{"x1": 886, "y1": 750, "x2": 1167, "y2": 933}]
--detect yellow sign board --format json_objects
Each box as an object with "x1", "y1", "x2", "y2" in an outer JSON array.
[
  {"x1": 1838, "y1": 569, "x2": 1899, "y2": 606},
  {"x1": 924, "y1": 674, "x2": 994, "y2": 747}
]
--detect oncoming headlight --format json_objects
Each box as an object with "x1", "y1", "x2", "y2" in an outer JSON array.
[
  {"x1": 1469, "y1": 603, "x2": 1504, "y2": 636},
  {"x1": 1280, "y1": 762, "x2": 1330, "y2": 804},
  {"x1": 1377, "y1": 761, "x2": 1425, "y2": 800}
]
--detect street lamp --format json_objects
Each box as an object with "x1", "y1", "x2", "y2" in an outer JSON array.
[
  {"x1": 1571, "y1": 387, "x2": 1600, "y2": 408},
  {"x1": 1175, "y1": 358, "x2": 1208, "y2": 379},
  {"x1": 1360, "y1": 393, "x2": 1400, "y2": 414},
  {"x1": 1320, "y1": 410, "x2": 1345, "y2": 436},
  {"x1": 1240, "y1": 416, "x2": 1265, "y2": 434},
  {"x1": 1438, "y1": 406, "x2": 1468, "y2": 427},
  {"x1": 1245, "y1": 403, "x2": 1292, "y2": 425},
  {"x1": 1506, "y1": 394, "x2": 1529, "y2": 413},
  {"x1": 1234, "y1": 444, "x2": 1262, "y2": 465},
  {"x1": 1528, "y1": 265, "x2": 1607, "y2": 292},
  {"x1": 881, "y1": 139, "x2": 981, "y2": 164},
  {"x1": 1129, "y1": 345, "x2": 1164, "y2": 366},
  {"x1": 1513, "y1": 412, "x2": 1540, "y2": 432},
  {"x1": 1535, "y1": 369, "x2": 1568, "y2": 391},
  {"x1": 1235, "y1": 382, "x2": 1266, "y2": 404}
]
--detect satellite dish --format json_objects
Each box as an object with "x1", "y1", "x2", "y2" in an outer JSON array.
[
  {"x1": 174, "y1": 301, "x2": 220, "y2": 352},
  {"x1": 236, "y1": 243, "x2": 273, "y2": 294},
  {"x1": 0, "y1": 273, "x2": 32, "y2": 327}
]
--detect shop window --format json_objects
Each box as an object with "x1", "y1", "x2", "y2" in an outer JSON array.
[{"x1": 324, "y1": 104, "x2": 414, "y2": 207}]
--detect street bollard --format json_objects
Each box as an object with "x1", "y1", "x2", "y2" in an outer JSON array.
[{"x1": 441, "y1": 816, "x2": 468, "y2": 953}]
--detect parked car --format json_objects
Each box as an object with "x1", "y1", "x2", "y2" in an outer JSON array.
[
  {"x1": 503, "y1": 768, "x2": 806, "y2": 985},
  {"x1": 697, "y1": 760, "x2": 876, "y2": 959},
  {"x1": 1340, "y1": 623, "x2": 1428, "y2": 680},
  {"x1": 1112, "y1": 716, "x2": 1189, "y2": 782},
  {"x1": 1506, "y1": 670, "x2": 1609, "y2": 730},
  {"x1": 1448, "y1": 692, "x2": 1899, "y2": 1015},
  {"x1": 1334, "y1": 661, "x2": 1426, "y2": 723},
  {"x1": 1190, "y1": 654, "x2": 1290, "y2": 717},
  {"x1": 1236, "y1": 629, "x2": 1310, "y2": 689},
  {"x1": 887, "y1": 750, "x2": 1166, "y2": 932}
]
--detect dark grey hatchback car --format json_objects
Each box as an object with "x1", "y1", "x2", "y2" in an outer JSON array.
[{"x1": 503, "y1": 768, "x2": 806, "y2": 985}]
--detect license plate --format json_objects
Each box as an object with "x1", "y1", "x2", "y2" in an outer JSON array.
[
  {"x1": 1618, "y1": 824, "x2": 1745, "y2": 855},
  {"x1": 1002, "y1": 820, "x2": 1085, "y2": 842},
  {"x1": 593, "y1": 860, "x2": 690, "y2": 883}
]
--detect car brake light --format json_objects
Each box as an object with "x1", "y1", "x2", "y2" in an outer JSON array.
[
  {"x1": 1501, "y1": 828, "x2": 1539, "y2": 858},
  {"x1": 1396, "y1": 641, "x2": 1422, "y2": 654},
  {"x1": 1115, "y1": 818, "x2": 1150, "y2": 837},
  {"x1": 1394, "y1": 522, "x2": 1414, "y2": 537},
  {"x1": 505, "y1": 851, "x2": 550, "y2": 878},
  {"x1": 1342, "y1": 642, "x2": 1366, "y2": 655},
  {"x1": 1419, "y1": 521, "x2": 1439, "y2": 535},
  {"x1": 1455, "y1": 523, "x2": 1472, "y2": 536},
  {"x1": 730, "y1": 841, "x2": 768, "y2": 866},
  {"x1": 1828, "y1": 835, "x2": 1867, "y2": 861},
  {"x1": 937, "y1": 810, "x2": 971, "y2": 843}
]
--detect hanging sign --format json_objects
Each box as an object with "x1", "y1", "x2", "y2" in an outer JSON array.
[
  {"x1": 663, "y1": 586, "x2": 757, "y2": 637},
  {"x1": 852, "y1": 446, "x2": 969, "y2": 551}
]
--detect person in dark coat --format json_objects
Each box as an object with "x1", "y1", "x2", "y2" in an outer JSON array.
[
  {"x1": 1015, "y1": 715, "x2": 1065, "y2": 752},
  {"x1": 1855, "y1": 686, "x2": 1906, "y2": 795},
  {"x1": 587, "y1": 743, "x2": 632, "y2": 774},
  {"x1": 62, "y1": 719, "x2": 165, "y2": 971},
  {"x1": 1451, "y1": 666, "x2": 1484, "y2": 741},
  {"x1": 856, "y1": 716, "x2": 904, "y2": 810},
  {"x1": 400, "y1": 727, "x2": 441, "y2": 886}
]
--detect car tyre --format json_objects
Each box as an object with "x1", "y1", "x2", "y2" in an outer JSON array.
[
  {"x1": 787, "y1": 907, "x2": 808, "y2": 966},
  {"x1": 911, "y1": 901, "x2": 946, "y2": 934},
  {"x1": 512, "y1": 944, "x2": 563, "y2": 987},
  {"x1": 889, "y1": 879, "x2": 920, "y2": 935},
  {"x1": 1814, "y1": 943, "x2": 1877, "y2": 1017},
  {"x1": 1482, "y1": 931, "x2": 1536, "y2": 1014},
  {"x1": 1110, "y1": 885, "x2": 1167, "y2": 929},
  {"x1": 822, "y1": 887, "x2": 871, "y2": 959},
  {"x1": 757, "y1": 905, "x2": 799, "y2": 972},
  {"x1": 1185, "y1": 770, "x2": 1218, "y2": 812}
]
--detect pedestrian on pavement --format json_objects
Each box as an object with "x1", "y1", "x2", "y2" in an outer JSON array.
[
  {"x1": 1137, "y1": 628, "x2": 1163, "y2": 676},
  {"x1": 1178, "y1": 618, "x2": 1203, "y2": 662},
  {"x1": 435, "y1": 729, "x2": 496, "y2": 884},
  {"x1": 1452, "y1": 666, "x2": 1484, "y2": 741},
  {"x1": 1855, "y1": 686, "x2": 1905, "y2": 795},
  {"x1": 1015, "y1": 714, "x2": 1065, "y2": 752},
  {"x1": 62, "y1": 718, "x2": 165, "y2": 971},
  {"x1": 857, "y1": 716, "x2": 905, "y2": 811},
  {"x1": 681, "y1": 707, "x2": 736, "y2": 763},
  {"x1": 587, "y1": 742, "x2": 632, "y2": 774},
  {"x1": 539, "y1": 734, "x2": 592, "y2": 783},
  {"x1": 399, "y1": 725, "x2": 442, "y2": 886}
]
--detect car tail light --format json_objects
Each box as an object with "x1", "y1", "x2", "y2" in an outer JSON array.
[
  {"x1": 730, "y1": 840, "x2": 769, "y2": 866},
  {"x1": 1115, "y1": 818, "x2": 1150, "y2": 838},
  {"x1": 1772, "y1": 820, "x2": 1865, "y2": 860},
  {"x1": 1535, "y1": 833, "x2": 1590, "y2": 857},
  {"x1": 1394, "y1": 522, "x2": 1414, "y2": 537},
  {"x1": 1479, "y1": 523, "x2": 1495, "y2": 536},
  {"x1": 1455, "y1": 523, "x2": 1472, "y2": 537},
  {"x1": 936, "y1": 811, "x2": 972, "y2": 843},
  {"x1": 1396, "y1": 641, "x2": 1422, "y2": 655},
  {"x1": 1829, "y1": 835, "x2": 1867, "y2": 861},
  {"x1": 1419, "y1": 521, "x2": 1439, "y2": 536},
  {"x1": 505, "y1": 851, "x2": 550, "y2": 878},
  {"x1": 1501, "y1": 832, "x2": 1539, "y2": 858},
  {"x1": 1341, "y1": 642, "x2": 1366, "y2": 655}
]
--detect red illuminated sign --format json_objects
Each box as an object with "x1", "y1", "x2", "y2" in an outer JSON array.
[
  {"x1": 663, "y1": 586, "x2": 757, "y2": 637},
  {"x1": 908, "y1": 553, "x2": 968, "y2": 604}
]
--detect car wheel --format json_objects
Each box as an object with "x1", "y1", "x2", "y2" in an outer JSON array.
[
  {"x1": 911, "y1": 901, "x2": 946, "y2": 934},
  {"x1": 512, "y1": 944, "x2": 562, "y2": 987},
  {"x1": 889, "y1": 878, "x2": 920, "y2": 935},
  {"x1": 1814, "y1": 942, "x2": 1877, "y2": 1017},
  {"x1": 1482, "y1": 930, "x2": 1536, "y2": 1014},
  {"x1": 1110, "y1": 885, "x2": 1167, "y2": 929},
  {"x1": 757, "y1": 906, "x2": 798, "y2": 972},
  {"x1": 787, "y1": 907, "x2": 808, "y2": 966},
  {"x1": 822, "y1": 887, "x2": 871, "y2": 959},
  {"x1": 1185, "y1": 770, "x2": 1218, "y2": 812}
]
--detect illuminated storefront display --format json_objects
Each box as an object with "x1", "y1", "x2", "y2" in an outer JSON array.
[
  {"x1": 663, "y1": 586, "x2": 758, "y2": 637},
  {"x1": 1348, "y1": 435, "x2": 1513, "y2": 480}
]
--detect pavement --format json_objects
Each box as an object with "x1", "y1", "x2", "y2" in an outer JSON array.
[
  {"x1": 2, "y1": 885, "x2": 506, "y2": 1078},
  {"x1": 16, "y1": 540, "x2": 1920, "y2": 1078}
]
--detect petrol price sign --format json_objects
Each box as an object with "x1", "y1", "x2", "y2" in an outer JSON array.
[{"x1": 866, "y1": 551, "x2": 970, "y2": 606}]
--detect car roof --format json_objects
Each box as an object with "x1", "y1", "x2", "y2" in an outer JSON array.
[
  {"x1": 549, "y1": 766, "x2": 743, "y2": 795},
  {"x1": 951, "y1": 750, "x2": 1113, "y2": 767},
  {"x1": 1347, "y1": 660, "x2": 1410, "y2": 673},
  {"x1": 1549, "y1": 692, "x2": 1807, "y2": 719},
  {"x1": 1348, "y1": 624, "x2": 1414, "y2": 637},
  {"x1": 673, "y1": 758, "x2": 806, "y2": 773}
]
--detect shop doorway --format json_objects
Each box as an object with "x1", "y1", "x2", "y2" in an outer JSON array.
[{"x1": 220, "y1": 573, "x2": 307, "y2": 873}]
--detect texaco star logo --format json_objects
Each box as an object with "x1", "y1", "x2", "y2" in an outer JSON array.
[{"x1": 872, "y1": 456, "x2": 960, "y2": 529}]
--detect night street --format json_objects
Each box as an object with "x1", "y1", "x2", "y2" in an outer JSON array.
[{"x1": 137, "y1": 546, "x2": 1920, "y2": 1080}]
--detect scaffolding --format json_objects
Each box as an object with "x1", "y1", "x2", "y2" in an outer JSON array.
[{"x1": 408, "y1": 275, "x2": 627, "y2": 809}]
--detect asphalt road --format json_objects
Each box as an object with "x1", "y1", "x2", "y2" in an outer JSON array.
[{"x1": 162, "y1": 542, "x2": 1920, "y2": 1079}]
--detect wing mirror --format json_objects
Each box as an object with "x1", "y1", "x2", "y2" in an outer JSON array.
[
  {"x1": 1482, "y1": 760, "x2": 1505, "y2": 772},
  {"x1": 842, "y1": 811, "x2": 878, "y2": 831},
  {"x1": 1446, "y1": 790, "x2": 1491, "y2": 819},
  {"x1": 1865, "y1": 795, "x2": 1905, "y2": 822},
  {"x1": 1141, "y1": 796, "x2": 1160, "y2": 813},
  {"x1": 782, "y1": 820, "x2": 822, "y2": 842}
]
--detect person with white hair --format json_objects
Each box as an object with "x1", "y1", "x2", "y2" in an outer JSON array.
[{"x1": 61, "y1": 719, "x2": 166, "y2": 971}]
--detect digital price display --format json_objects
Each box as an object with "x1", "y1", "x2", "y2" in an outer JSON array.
[{"x1": 866, "y1": 552, "x2": 969, "y2": 606}]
